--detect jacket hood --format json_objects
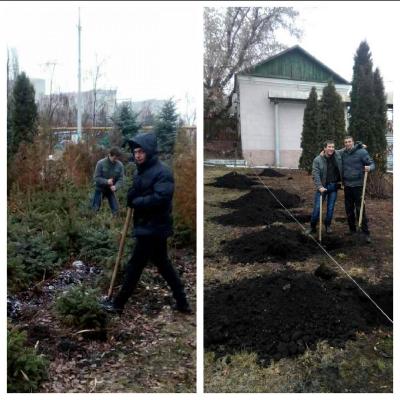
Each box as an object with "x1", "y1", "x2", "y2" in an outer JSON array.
[{"x1": 128, "y1": 133, "x2": 158, "y2": 157}]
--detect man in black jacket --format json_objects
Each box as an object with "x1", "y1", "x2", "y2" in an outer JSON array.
[{"x1": 102, "y1": 132, "x2": 191, "y2": 314}]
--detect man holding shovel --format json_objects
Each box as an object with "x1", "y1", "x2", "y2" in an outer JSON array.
[
  {"x1": 306, "y1": 140, "x2": 343, "y2": 236},
  {"x1": 102, "y1": 132, "x2": 191, "y2": 314},
  {"x1": 341, "y1": 136, "x2": 375, "y2": 243},
  {"x1": 92, "y1": 147, "x2": 124, "y2": 216}
]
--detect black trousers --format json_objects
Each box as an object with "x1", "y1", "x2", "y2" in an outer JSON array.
[
  {"x1": 344, "y1": 186, "x2": 369, "y2": 234},
  {"x1": 113, "y1": 236, "x2": 187, "y2": 309}
]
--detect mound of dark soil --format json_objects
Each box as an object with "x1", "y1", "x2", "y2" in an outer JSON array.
[
  {"x1": 314, "y1": 263, "x2": 338, "y2": 280},
  {"x1": 258, "y1": 168, "x2": 285, "y2": 177},
  {"x1": 221, "y1": 187, "x2": 302, "y2": 210},
  {"x1": 204, "y1": 269, "x2": 392, "y2": 365},
  {"x1": 212, "y1": 207, "x2": 310, "y2": 227},
  {"x1": 210, "y1": 172, "x2": 257, "y2": 190},
  {"x1": 223, "y1": 226, "x2": 358, "y2": 263}
]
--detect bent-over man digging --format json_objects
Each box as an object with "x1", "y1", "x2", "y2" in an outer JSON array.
[{"x1": 102, "y1": 132, "x2": 191, "y2": 315}]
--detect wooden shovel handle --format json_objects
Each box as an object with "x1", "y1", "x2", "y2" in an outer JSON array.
[
  {"x1": 107, "y1": 207, "x2": 133, "y2": 298},
  {"x1": 358, "y1": 170, "x2": 368, "y2": 228},
  {"x1": 319, "y1": 193, "x2": 323, "y2": 242}
]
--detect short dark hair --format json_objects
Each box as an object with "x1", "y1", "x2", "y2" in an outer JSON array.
[
  {"x1": 323, "y1": 139, "x2": 335, "y2": 148},
  {"x1": 109, "y1": 147, "x2": 122, "y2": 157},
  {"x1": 344, "y1": 135, "x2": 354, "y2": 141}
]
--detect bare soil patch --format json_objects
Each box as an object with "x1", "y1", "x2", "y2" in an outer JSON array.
[{"x1": 205, "y1": 268, "x2": 392, "y2": 365}]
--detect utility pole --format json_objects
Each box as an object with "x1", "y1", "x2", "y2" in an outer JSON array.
[{"x1": 77, "y1": 7, "x2": 82, "y2": 142}]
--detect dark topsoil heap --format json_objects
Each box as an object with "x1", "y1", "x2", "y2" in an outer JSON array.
[
  {"x1": 204, "y1": 269, "x2": 392, "y2": 365},
  {"x1": 210, "y1": 172, "x2": 257, "y2": 190},
  {"x1": 212, "y1": 187, "x2": 306, "y2": 227},
  {"x1": 222, "y1": 225, "x2": 352, "y2": 263},
  {"x1": 223, "y1": 225, "x2": 365, "y2": 263},
  {"x1": 212, "y1": 207, "x2": 310, "y2": 227},
  {"x1": 257, "y1": 168, "x2": 285, "y2": 177},
  {"x1": 221, "y1": 187, "x2": 303, "y2": 210}
]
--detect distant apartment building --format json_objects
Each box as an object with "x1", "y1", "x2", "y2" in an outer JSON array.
[{"x1": 31, "y1": 78, "x2": 46, "y2": 101}]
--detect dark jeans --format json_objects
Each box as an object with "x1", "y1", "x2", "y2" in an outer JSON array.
[
  {"x1": 344, "y1": 186, "x2": 369, "y2": 234},
  {"x1": 91, "y1": 188, "x2": 119, "y2": 215},
  {"x1": 310, "y1": 182, "x2": 338, "y2": 228},
  {"x1": 113, "y1": 236, "x2": 188, "y2": 309}
]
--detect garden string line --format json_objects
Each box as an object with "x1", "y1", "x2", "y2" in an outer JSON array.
[{"x1": 247, "y1": 163, "x2": 393, "y2": 325}]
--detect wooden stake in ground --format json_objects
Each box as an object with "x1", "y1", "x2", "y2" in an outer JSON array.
[
  {"x1": 358, "y1": 170, "x2": 369, "y2": 230},
  {"x1": 107, "y1": 207, "x2": 133, "y2": 299},
  {"x1": 319, "y1": 193, "x2": 323, "y2": 242}
]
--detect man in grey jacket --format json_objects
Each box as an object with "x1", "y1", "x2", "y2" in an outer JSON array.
[
  {"x1": 91, "y1": 147, "x2": 124, "y2": 215},
  {"x1": 306, "y1": 140, "x2": 343, "y2": 235},
  {"x1": 341, "y1": 136, "x2": 375, "y2": 242}
]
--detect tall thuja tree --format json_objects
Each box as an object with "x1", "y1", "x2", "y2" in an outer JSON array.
[
  {"x1": 9, "y1": 72, "x2": 38, "y2": 158},
  {"x1": 372, "y1": 68, "x2": 388, "y2": 172},
  {"x1": 349, "y1": 41, "x2": 387, "y2": 172},
  {"x1": 155, "y1": 98, "x2": 179, "y2": 156},
  {"x1": 348, "y1": 41, "x2": 374, "y2": 143},
  {"x1": 299, "y1": 87, "x2": 321, "y2": 173},
  {"x1": 319, "y1": 80, "x2": 345, "y2": 146}
]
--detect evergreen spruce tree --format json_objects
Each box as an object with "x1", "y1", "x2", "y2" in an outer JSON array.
[
  {"x1": 9, "y1": 72, "x2": 38, "y2": 157},
  {"x1": 372, "y1": 68, "x2": 388, "y2": 172},
  {"x1": 299, "y1": 87, "x2": 321, "y2": 173},
  {"x1": 114, "y1": 103, "x2": 141, "y2": 143},
  {"x1": 319, "y1": 80, "x2": 346, "y2": 147},
  {"x1": 155, "y1": 98, "x2": 179, "y2": 156}
]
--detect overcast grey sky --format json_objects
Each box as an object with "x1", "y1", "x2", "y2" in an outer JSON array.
[
  {"x1": 285, "y1": 2, "x2": 397, "y2": 92},
  {"x1": 2, "y1": 1, "x2": 398, "y2": 105},
  {"x1": 3, "y1": 2, "x2": 200, "y2": 114}
]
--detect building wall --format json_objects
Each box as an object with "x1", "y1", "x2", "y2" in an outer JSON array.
[
  {"x1": 238, "y1": 75, "x2": 351, "y2": 168},
  {"x1": 31, "y1": 78, "x2": 46, "y2": 101}
]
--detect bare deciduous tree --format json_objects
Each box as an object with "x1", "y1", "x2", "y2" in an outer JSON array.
[
  {"x1": 204, "y1": 7, "x2": 301, "y2": 117},
  {"x1": 39, "y1": 60, "x2": 59, "y2": 125},
  {"x1": 7, "y1": 47, "x2": 19, "y2": 96},
  {"x1": 182, "y1": 92, "x2": 196, "y2": 126},
  {"x1": 89, "y1": 55, "x2": 108, "y2": 127}
]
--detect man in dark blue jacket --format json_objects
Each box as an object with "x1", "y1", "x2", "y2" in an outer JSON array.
[
  {"x1": 102, "y1": 132, "x2": 191, "y2": 314},
  {"x1": 341, "y1": 136, "x2": 375, "y2": 242}
]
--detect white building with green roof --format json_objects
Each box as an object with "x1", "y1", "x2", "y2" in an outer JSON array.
[{"x1": 235, "y1": 45, "x2": 352, "y2": 168}]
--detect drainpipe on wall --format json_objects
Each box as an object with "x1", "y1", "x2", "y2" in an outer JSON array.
[{"x1": 274, "y1": 100, "x2": 280, "y2": 167}]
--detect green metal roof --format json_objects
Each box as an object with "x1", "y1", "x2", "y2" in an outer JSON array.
[{"x1": 242, "y1": 45, "x2": 350, "y2": 85}]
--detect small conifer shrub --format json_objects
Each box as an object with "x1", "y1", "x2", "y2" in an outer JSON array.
[
  {"x1": 7, "y1": 328, "x2": 49, "y2": 393},
  {"x1": 54, "y1": 285, "x2": 107, "y2": 330}
]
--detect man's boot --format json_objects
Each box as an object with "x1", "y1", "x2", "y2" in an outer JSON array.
[
  {"x1": 305, "y1": 225, "x2": 317, "y2": 235},
  {"x1": 100, "y1": 298, "x2": 123, "y2": 315},
  {"x1": 363, "y1": 233, "x2": 372, "y2": 244},
  {"x1": 173, "y1": 298, "x2": 193, "y2": 314}
]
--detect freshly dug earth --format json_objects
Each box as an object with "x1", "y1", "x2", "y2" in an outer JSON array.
[
  {"x1": 222, "y1": 225, "x2": 356, "y2": 263},
  {"x1": 210, "y1": 172, "x2": 257, "y2": 190},
  {"x1": 258, "y1": 168, "x2": 285, "y2": 178},
  {"x1": 204, "y1": 268, "x2": 392, "y2": 365},
  {"x1": 212, "y1": 207, "x2": 310, "y2": 227},
  {"x1": 221, "y1": 188, "x2": 303, "y2": 210}
]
